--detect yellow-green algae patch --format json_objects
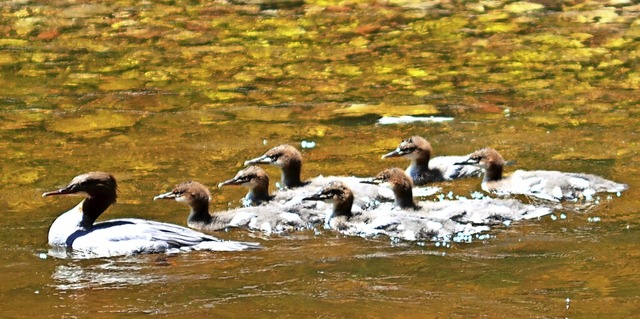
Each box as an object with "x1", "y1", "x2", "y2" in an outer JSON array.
[{"x1": 45, "y1": 111, "x2": 140, "y2": 133}]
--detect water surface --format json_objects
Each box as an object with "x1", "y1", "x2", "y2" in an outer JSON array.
[{"x1": 1, "y1": 0, "x2": 639, "y2": 317}]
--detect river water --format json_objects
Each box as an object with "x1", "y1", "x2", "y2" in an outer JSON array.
[{"x1": 1, "y1": 0, "x2": 639, "y2": 317}]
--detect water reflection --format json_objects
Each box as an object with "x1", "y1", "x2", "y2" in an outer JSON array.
[{"x1": 51, "y1": 256, "x2": 172, "y2": 291}]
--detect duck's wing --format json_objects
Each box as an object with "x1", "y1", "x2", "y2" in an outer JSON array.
[
  {"x1": 511, "y1": 170, "x2": 627, "y2": 201},
  {"x1": 68, "y1": 219, "x2": 258, "y2": 257},
  {"x1": 121, "y1": 219, "x2": 260, "y2": 252},
  {"x1": 208, "y1": 201, "x2": 323, "y2": 234},
  {"x1": 430, "y1": 155, "x2": 483, "y2": 180},
  {"x1": 505, "y1": 170, "x2": 559, "y2": 201},
  {"x1": 564, "y1": 172, "x2": 628, "y2": 194}
]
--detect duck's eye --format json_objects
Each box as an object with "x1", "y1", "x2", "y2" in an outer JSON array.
[{"x1": 400, "y1": 146, "x2": 416, "y2": 153}]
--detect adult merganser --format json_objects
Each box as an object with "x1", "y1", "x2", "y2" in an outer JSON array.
[
  {"x1": 455, "y1": 147, "x2": 629, "y2": 202},
  {"x1": 154, "y1": 180, "x2": 320, "y2": 234},
  {"x1": 382, "y1": 136, "x2": 482, "y2": 185},
  {"x1": 218, "y1": 166, "x2": 273, "y2": 207},
  {"x1": 303, "y1": 170, "x2": 552, "y2": 241},
  {"x1": 43, "y1": 172, "x2": 259, "y2": 258}
]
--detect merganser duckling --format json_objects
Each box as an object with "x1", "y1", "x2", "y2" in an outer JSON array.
[
  {"x1": 154, "y1": 181, "x2": 320, "y2": 234},
  {"x1": 382, "y1": 136, "x2": 482, "y2": 185},
  {"x1": 244, "y1": 144, "x2": 307, "y2": 189},
  {"x1": 304, "y1": 171, "x2": 552, "y2": 241},
  {"x1": 243, "y1": 144, "x2": 398, "y2": 208},
  {"x1": 455, "y1": 147, "x2": 629, "y2": 202},
  {"x1": 361, "y1": 167, "x2": 416, "y2": 209},
  {"x1": 302, "y1": 181, "x2": 357, "y2": 227},
  {"x1": 218, "y1": 166, "x2": 273, "y2": 206},
  {"x1": 43, "y1": 172, "x2": 259, "y2": 258}
]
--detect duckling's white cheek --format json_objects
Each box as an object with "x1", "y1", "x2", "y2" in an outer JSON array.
[
  {"x1": 175, "y1": 196, "x2": 188, "y2": 203},
  {"x1": 381, "y1": 182, "x2": 393, "y2": 189}
]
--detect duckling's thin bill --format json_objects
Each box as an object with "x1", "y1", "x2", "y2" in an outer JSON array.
[
  {"x1": 244, "y1": 155, "x2": 272, "y2": 165},
  {"x1": 359, "y1": 179, "x2": 380, "y2": 185},
  {"x1": 302, "y1": 193, "x2": 331, "y2": 201},
  {"x1": 381, "y1": 149, "x2": 402, "y2": 159},
  {"x1": 153, "y1": 192, "x2": 176, "y2": 201}
]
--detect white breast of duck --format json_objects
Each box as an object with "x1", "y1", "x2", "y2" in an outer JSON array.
[
  {"x1": 43, "y1": 172, "x2": 259, "y2": 258},
  {"x1": 456, "y1": 148, "x2": 628, "y2": 202},
  {"x1": 382, "y1": 136, "x2": 482, "y2": 185}
]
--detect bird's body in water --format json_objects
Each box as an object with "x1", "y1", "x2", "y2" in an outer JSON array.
[
  {"x1": 456, "y1": 147, "x2": 628, "y2": 202},
  {"x1": 156, "y1": 180, "x2": 328, "y2": 235},
  {"x1": 43, "y1": 172, "x2": 259, "y2": 259}
]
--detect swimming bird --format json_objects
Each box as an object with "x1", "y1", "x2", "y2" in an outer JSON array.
[
  {"x1": 382, "y1": 136, "x2": 482, "y2": 185},
  {"x1": 154, "y1": 180, "x2": 322, "y2": 234},
  {"x1": 43, "y1": 172, "x2": 259, "y2": 259},
  {"x1": 455, "y1": 147, "x2": 628, "y2": 202},
  {"x1": 244, "y1": 144, "x2": 307, "y2": 189},
  {"x1": 218, "y1": 166, "x2": 273, "y2": 207},
  {"x1": 303, "y1": 170, "x2": 552, "y2": 241},
  {"x1": 360, "y1": 167, "x2": 416, "y2": 209}
]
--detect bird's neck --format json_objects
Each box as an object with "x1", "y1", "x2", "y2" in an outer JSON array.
[
  {"x1": 281, "y1": 160, "x2": 305, "y2": 188},
  {"x1": 247, "y1": 184, "x2": 271, "y2": 205},
  {"x1": 187, "y1": 201, "x2": 213, "y2": 224},
  {"x1": 79, "y1": 196, "x2": 114, "y2": 229},
  {"x1": 411, "y1": 153, "x2": 430, "y2": 170},
  {"x1": 333, "y1": 197, "x2": 354, "y2": 219},
  {"x1": 394, "y1": 186, "x2": 416, "y2": 209},
  {"x1": 484, "y1": 163, "x2": 503, "y2": 182}
]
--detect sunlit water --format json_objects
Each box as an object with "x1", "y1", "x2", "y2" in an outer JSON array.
[{"x1": 1, "y1": 0, "x2": 639, "y2": 317}]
